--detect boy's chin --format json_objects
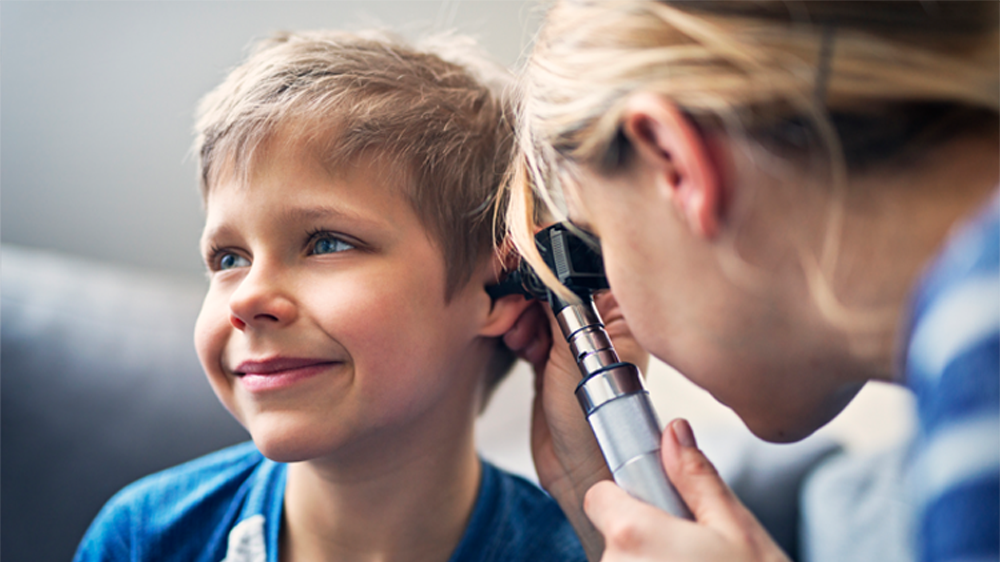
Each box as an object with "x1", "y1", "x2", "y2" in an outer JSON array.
[
  {"x1": 252, "y1": 438, "x2": 319, "y2": 464},
  {"x1": 244, "y1": 418, "x2": 345, "y2": 463}
]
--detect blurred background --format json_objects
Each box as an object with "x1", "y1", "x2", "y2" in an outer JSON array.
[
  {"x1": 1, "y1": 0, "x2": 540, "y2": 275},
  {"x1": 2, "y1": 2, "x2": 914, "y2": 562}
]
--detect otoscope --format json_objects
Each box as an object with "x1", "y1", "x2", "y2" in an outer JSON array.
[{"x1": 488, "y1": 223, "x2": 692, "y2": 518}]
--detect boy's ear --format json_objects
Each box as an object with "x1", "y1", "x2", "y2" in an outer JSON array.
[
  {"x1": 478, "y1": 250, "x2": 533, "y2": 338},
  {"x1": 479, "y1": 293, "x2": 533, "y2": 338},
  {"x1": 620, "y1": 92, "x2": 722, "y2": 238}
]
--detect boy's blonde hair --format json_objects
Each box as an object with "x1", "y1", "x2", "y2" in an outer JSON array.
[
  {"x1": 195, "y1": 29, "x2": 513, "y2": 299},
  {"x1": 194, "y1": 29, "x2": 518, "y2": 401}
]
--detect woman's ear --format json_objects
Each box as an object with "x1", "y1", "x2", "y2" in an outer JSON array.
[{"x1": 620, "y1": 92, "x2": 722, "y2": 238}]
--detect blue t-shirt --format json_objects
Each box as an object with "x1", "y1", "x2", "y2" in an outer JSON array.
[
  {"x1": 73, "y1": 442, "x2": 585, "y2": 562},
  {"x1": 904, "y1": 192, "x2": 1000, "y2": 561}
]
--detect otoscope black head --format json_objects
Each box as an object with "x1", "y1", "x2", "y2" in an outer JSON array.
[{"x1": 487, "y1": 223, "x2": 608, "y2": 313}]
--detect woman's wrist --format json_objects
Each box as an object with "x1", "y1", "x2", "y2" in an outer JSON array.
[
  {"x1": 544, "y1": 461, "x2": 612, "y2": 562},
  {"x1": 549, "y1": 479, "x2": 606, "y2": 561}
]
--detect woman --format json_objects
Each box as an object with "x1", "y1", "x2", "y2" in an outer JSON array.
[{"x1": 502, "y1": 2, "x2": 999, "y2": 561}]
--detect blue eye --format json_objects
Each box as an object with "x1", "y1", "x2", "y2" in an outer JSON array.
[
  {"x1": 218, "y1": 253, "x2": 250, "y2": 270},
  {"x1": 312, "y1": 236, "x2": 355, "y2": 255}
]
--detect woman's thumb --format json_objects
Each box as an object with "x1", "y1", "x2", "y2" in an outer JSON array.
[{"x1": 662, "y1": 419, "x2": 747, "y2": 535}]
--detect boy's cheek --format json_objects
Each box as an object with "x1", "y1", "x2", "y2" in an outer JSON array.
[
  {"x1": 194, "y1": 299, "x2": 218, "y2": 357},
  {"x1": 193, "y1": 294, "x2": 233, "y2": 382},
  {"x1": 193, "y1": 305, "x2": 247, "y2": 428}
]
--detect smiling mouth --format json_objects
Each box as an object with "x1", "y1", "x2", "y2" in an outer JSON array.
[
  {"x1": 233, "y1": 358, "x2": 340, "y2": 391},
  {"x1": 235, "y1": 357, "x2": 338, "y2": 376}
]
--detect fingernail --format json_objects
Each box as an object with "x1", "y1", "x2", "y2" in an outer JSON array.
[{"x1": 672, "y1": 419, "x2": 696, "y2": 448}]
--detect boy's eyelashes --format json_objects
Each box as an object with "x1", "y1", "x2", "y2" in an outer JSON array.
[
  {"x1": 205, "y1": 246, "x2": 250, "y2": 273},
  {"x1": 202, "y1": 230, "x2": 362, "y2": 273},
  {"x1": 305, "y1": 229, "x2": 358, "y2": 255},
  {"x1": 218, "y1": 252, "x2": 251, "y2": 271}
]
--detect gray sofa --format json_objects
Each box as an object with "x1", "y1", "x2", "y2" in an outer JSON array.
[{"x1": 2, "y1": 245, "x2": 249, "y2": 562}]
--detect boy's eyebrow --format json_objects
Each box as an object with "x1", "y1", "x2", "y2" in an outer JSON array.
[
  {"x1": 200, "y1": 204, "x2": 385, "y2": 251},
  {"x1": 278, "y1": 205, "x2": 380, "y2": 225}
]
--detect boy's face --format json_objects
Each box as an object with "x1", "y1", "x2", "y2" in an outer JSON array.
[{"x1": 196, "y1": 139, "x2": 498, "y2": 463}]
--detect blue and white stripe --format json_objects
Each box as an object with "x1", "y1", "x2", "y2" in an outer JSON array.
[
  {"x1": 909, "y1": 413, "x2": 999, "y2": 508},
  {"x1": 905, "y1": 192, "x2": 1000, "y2": 562},
  {"x1": 908, "y1": 275, "x2": 1000, "y2": 387}
]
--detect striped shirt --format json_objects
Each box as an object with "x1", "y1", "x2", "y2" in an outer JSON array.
[{"x1": 905, "y1": 192, "x2": 1000, "y2": 562}]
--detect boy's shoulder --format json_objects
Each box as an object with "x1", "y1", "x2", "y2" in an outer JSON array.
[
  {"x1": 73, "y1": 441, "x2": 285, "y2": 562},
  {"x1": 451, "y1": 460, "x2": 586, "y2": 562},
  {"x1": 94, "y1": 440, "x2": 268, "y2": 517}
]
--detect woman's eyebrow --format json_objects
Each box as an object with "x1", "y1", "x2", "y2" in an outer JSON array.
[{"x1": 567, "y1": 215, "x2": 596, "y2": 235}]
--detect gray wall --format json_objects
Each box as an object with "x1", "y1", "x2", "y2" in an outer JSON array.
[{"x1": 2, "y1": 0, "x2": 538, "y2": 275}]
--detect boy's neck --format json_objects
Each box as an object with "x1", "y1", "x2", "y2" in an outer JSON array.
[{"x1": 280, "y1": 409, "x2": 482, "y2": 562}]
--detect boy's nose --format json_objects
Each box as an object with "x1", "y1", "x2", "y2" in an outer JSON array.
[{"x1": 228, "y1": 265, "x2": 297, "y2": 330}]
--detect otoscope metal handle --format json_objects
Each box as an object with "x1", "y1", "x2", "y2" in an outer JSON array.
[
  {"x1": 557, "y1": 303, "x2": 692, "y2": 519},
  {"x1": 576, "y1": 364, "x2": 692, "y2": 518}
]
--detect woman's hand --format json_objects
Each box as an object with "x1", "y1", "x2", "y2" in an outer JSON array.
[
  {"x1": 505, "y1": 294, "x2": 787, "y2": 562},
  {"x1": 585, "y1": 419, "x2": 791, "y2": 562},
  {"x1": 503, "y1": 292, "x2": 649, "y2": 561}
]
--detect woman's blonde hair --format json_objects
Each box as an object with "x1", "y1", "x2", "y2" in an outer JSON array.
[{"x1": 506, "y1": 0, "x2": 999, "y2": 306}]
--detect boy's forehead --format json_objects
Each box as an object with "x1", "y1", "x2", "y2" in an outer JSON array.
[
  {"x1": 200, "y1": 134, "x2": 443, "y2": 241},
  {"x1": 205, "y1": 135, "x2": 413, "y2": 207}
]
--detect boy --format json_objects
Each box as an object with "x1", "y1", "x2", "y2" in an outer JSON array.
[{"x1": 73, "y1": 30, "x2": 586, "y2": 562}]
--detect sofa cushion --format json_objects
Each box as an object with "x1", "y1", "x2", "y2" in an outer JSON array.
[{"x1": 1, "y1": 245, "x2": 249, "y2": 562}]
